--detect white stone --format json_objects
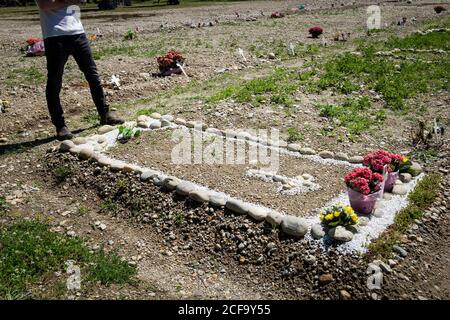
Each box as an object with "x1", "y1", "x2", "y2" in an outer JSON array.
[
  {"x1": 311, "y1": 223, "x2": 326, "y2": 239},
  {"x1": 281, "y1": 216, "x2": 308, "y2": 238},
  {"x1": 328, "y1": 226, "x2": 353, "y2": 242},
  {"x1": 98, "y1": 125, "x2": 115, "y2": 134},
  {"x1": 225, "y1": 199, "x2": 248, "y2": 214},
  {"x1": 299, "y1": 147, "x2": 316, "y2": 155},
  {"x1": 189, "y1": 190, "x2": 210, "y2": 203},
  {"x1": 72, "y1": 137, "x2": 87, "y2": 145},
  {"x1": 349, "y1": 155, "x2": 364, "y2": 163},
  {"x1": 176, "y1": 181, "x2": 195, "y2": 196},
  {"x1": 265, "y1": 211, "x2": 284, "y2": 226},
  {"x1": 247, "y1": 206, "x2": 268, "y2": 221},
  {"x1": 59, "y1": 140, "x2": 75, "y2": 152},
  {"x1": 392, "y1": 185, "x2": 407, "y2": 195},
  {"x1": 161, "y1": 114, "x2": 174, "y2": 122},
  {"x1": 79, "y1": 148, "x2": 94, "y2": 160},
  {"x1": 287, "y1": 143, "x2": 301, "y2": 152},
  {"x1": 335, "y1": 152, "x2": 349, "y2": 161},
  {"x1": 318, "y1": 150, "x2": 334, "y2": 159},
  {"x1": 149, "y1": 120, "x2": 162, "y2": 129},
  {"x1": 209, "y1": 194, "x2": 227, "y2": 207}
]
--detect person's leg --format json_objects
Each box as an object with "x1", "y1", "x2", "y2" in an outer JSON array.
[
  {"x1": 72, "y1": 33, "x2": 123, "y2": 125},
  {"x1": 44, "y1": 36, "x2": 70, "y2": 132}
]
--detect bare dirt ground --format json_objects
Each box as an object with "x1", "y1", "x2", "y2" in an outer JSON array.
[{"x1": 0, "y1": 0, "x2": 449, "y2": 300}]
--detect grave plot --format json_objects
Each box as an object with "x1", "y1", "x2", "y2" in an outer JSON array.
[{"x1": 107, "y1": 129, "x2": 352, "y2": 216}]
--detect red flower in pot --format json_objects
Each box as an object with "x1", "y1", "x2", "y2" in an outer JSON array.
[
  {"x1": 363, "y1": 150, "x2": 403, "y2": 192},
  {"x1": 345, "y1": 167, "x2": 384, "y2": 215},
  {"x1": 156, "y1": 50, "x2": 185, "y2": 75},
  {"x1": 308, "y1": 26, "x2": 323, "y2": 38}
]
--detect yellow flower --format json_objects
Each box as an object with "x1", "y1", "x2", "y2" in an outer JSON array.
[
  {"x1": 325, "y1": 214, "x2": 333, "y2": 221},
  {"x1": 319, "y1": 212, "x2": 324, "y2": 221},
  {"x1": 402, "y1": 156, "x2": 409, "y2": 163},
  {"x1": 351, "y1": 213, "x2": 358, "y2": 222},
  {"x1": 334, "y1": 211, "x2": 340, "y2": 218},
  {"x1": 345, "y1": 206, "x2": 354, "y2": 214}
]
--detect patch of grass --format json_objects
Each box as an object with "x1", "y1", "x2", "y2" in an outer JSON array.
[
  {"x1": 207, "y1": 67, "x2": 300, "y2": 110},
  {"x1": 286, "y1": 127, "x2": 304, "y2": 142},
  {"x1": 317, "y1": 96, "x2": 380, "y2": 135},
  {"x1": 77, "y1": 205, "x2": 88, "y2": 216},
  {"x1": 410, "y1": 148, "x2": 439, "y2": 163},
  {"x1": 81, "y1": 111, "x2": 100, "y2": 126},
  {"x1": 53, "y1": 165, "x2": 73, "y2": 183},
  {"x1": 368, "y1": 173, "x2": 441, "y2": 259},
  {"x1": 315, "y1": 29, "x2": 450, "y2": 110},
  {"x1": 5, "y1": 66, "x2": 45, "y2": 87},
  {"x1": 174, "y1": 212, "x2": 185, "y2": 226},
  {"x1": 0, "y1": 196, "x2": 9, "y2": 215},
  {"x1": 87, "y1": 249, "x2": 136, "y2": 285},
  {"x1": 0, "y1": 220, "x2": 136, "y2": 299},
  {"x1": 136, "y1": 107, "x2": 158, "y2": 116},
  {"x1": 100, "y1": 198, "x2": 120, "y2": 216}
]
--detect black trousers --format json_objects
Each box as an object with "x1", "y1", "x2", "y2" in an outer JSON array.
[{"x1": 44, "y1": 33, "x2": 108, "y2": 129}]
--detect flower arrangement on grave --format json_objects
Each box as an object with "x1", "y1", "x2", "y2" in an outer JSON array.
[
  {"x1": 363, "y1": 150, "x2": 403, "y2": 192},
  {"x1": 319, "y1": 204, "x2": 358, "y2": 228},
  {"x1": 308, "y1": 26, "x2": 323, "y2": 38},
  {"x1": 270, "y1": 11, "x2": 285, "y2": 18},
  {"x1": 398, "y1": 155, "x2": 412, "y2": 173},
  {"x1": 344, "y1": 167, "x2": 384, "y2": 214},
  {"x1": 156, "y1": 50, "x2": 185, "y2": 76}
]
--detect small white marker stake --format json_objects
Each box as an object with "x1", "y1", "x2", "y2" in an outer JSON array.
[
  {"x1": 238, "y1": 48, "x2": 247, "y2": 61},
  {"x1": 110, "y1": 75, "x2": 120, "y2": 89},
  {"x1": 288, "y1": 42, "x2": 295, "y2": 56},
  {"x1": 176, "y1": 62, "x2": 189, "y2": 78}
]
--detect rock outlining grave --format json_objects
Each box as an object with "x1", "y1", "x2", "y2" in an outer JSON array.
[{"x1": 281, "y1": 216, "x2": 308, "y2": 238}]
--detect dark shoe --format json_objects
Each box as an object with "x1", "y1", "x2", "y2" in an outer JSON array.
[
  {"x1": 100, "y1": 112, "x2": 124, "y2": 125},
  {"x1": 56, "y1": 126, "x2": 73, "y2": 141}
]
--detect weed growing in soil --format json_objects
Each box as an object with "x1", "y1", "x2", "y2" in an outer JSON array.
[
  {"x1": 5, "y1": 65, "x2": 45, "y2": 87},
  {"x1": 410, "y1": 148, "x2": 439, "y2": 163},
  {"x1": 368, "y1": 173, "x2": 441, "y2": 259},
  {"x1": 207, "y1": 67, "x2": 300, "y2": 110},
  {"x1": 317, "y1": 96, "x2": 382, "y2": 134},
  {"x1": 0, "y1": 220, "x2": 136, "y2": 299},
  {"x1": 0, "y1": 196, "x2": 9, "y2": 216},
  {"x1": 286, "y1": 127, "x2": 305, "y2": 142},
  {"x1": 53, "y1": 164, "x2": 73, "y2": 182}
]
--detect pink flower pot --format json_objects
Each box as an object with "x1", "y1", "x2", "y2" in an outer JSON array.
[
  {"x1": 347, "y1": 188, "x2": 382, "y2": 215},
  {"x1": 384, "y1": 171, "x2": 399, "y2": 192}
]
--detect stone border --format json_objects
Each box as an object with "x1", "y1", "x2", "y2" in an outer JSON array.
[{"x1": 56, "y1": 113, "x2": 424, "y2": 254}]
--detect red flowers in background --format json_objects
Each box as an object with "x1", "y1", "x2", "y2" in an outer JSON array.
[
  {"x1": 26, "y1": 37, "x2": 41, "y2": 46},
  {"x1": 156, "y1": 50, "x2": 184, "y2": 71},
  {"x1": 345, "y1": 168, "x2": 383, "y2": 195},
  {"x1": 308, "y1": 26, "x2": 323, "y2": 38},
  {"x1": 270, "y1": 11, "x2": 285, "y2": 18},
  {"x1": 363, "y1": 150, "x2": 403, "y2": 173}
]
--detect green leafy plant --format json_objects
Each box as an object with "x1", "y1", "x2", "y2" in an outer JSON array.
[
  {"x1": 286, "y1": 127, "x2": 304, "y2": 142},
  {"x1": 123, "y1": 30, "x2": 137, "y2": 40},
  {"x1": 118, "y1": 125, "x2": 140, "y2": 143},
  {"x1": 0, "y1": 196, "x2": 9, "y2": 216},
  {"x1": 53, "y1": 165, "x2": 73, "y2": 182}
]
